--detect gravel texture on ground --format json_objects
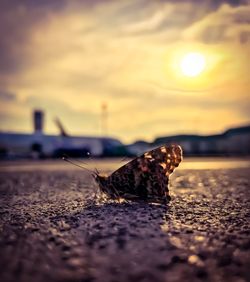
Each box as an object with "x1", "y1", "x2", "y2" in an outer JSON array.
[{"x1": 0, "y1": 160, "x2": 249, "y2": 282}]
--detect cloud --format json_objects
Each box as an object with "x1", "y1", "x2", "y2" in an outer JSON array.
[
  {"x1": 0, "y1": 0, "x2": 249, "y2": 142},
  {"x1": 0, "y1": 90, "x2": 16, "y2": 101},
  {"x1": 183, "y1": 3, "x2": 250, "y2": 44},
  {"x1": 0, "y1": 1, "x2": 68, "y2": 75}
]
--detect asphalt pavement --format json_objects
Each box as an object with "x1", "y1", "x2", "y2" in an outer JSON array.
[{"x1": 0, "y1": 160, "x2": 249, "y2": 282}]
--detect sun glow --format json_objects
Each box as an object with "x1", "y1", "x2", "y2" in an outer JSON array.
[{"x1": 180, "y1": 52, "x2": 206, "y2": 77}]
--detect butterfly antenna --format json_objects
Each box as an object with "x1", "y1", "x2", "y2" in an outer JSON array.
[
  {"x1": 62, "y1": 156, "x2": 97, "y2": 175},
  {"x1": 119, "y1": 156, "x2": 130, "y2": 163},
  {"x1": 86, "y1": 152, "x2": 100, "y2": 176},
  {"x1": 63, "y1": 153, "x2": 89, "y2": 166}
]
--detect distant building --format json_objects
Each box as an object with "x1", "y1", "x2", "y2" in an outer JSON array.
[
  {"x1": 127, "y1": 125, "x2": 250, "y2": 156},
  {"x1": 126, "y1": 140, "x2": 152, "y2": 156},
  {"x1": 222, "y1": 127, "x2": 250, "y2": 155},
  {"x1": 0, "y1": 110, "x2": 124, "y2": 158},
  {"x1": 33, "y1": 109, "x2": 44, "y2": 134}
]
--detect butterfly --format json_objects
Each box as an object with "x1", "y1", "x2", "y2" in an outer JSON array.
[{"x1": 94, "y1": 144, "x2": 182, "y2": 204}]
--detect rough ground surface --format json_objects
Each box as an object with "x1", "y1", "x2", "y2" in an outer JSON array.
[{"x1": 0, "y1": 160, "x2": 250, "y2": 282}]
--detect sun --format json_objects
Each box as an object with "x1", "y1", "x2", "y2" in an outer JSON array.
[{"x1": 180, "y1": 52, "x2": 206, "y2": 77}]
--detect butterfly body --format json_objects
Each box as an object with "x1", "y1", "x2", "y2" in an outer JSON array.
[{"x1": 94, "y1": 144, "x2": 182, "y2": 204}]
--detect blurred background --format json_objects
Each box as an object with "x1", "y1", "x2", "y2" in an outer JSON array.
[{"x1": 0, "y1": 0, "x2": 249, "y2": 159}]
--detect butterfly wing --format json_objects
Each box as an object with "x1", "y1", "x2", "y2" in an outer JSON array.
[{"x1": 105, "y1": 144, "x2": 182, "y2": 203}]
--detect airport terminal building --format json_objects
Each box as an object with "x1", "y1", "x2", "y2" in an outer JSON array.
[{"x1": 0, "y1": 110, "x2": 124, "y2": 158}]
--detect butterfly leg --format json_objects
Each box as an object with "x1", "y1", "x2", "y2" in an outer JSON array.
[
  {"x1": 145, "y1": 195, "x2": 170, "y2": 205},
  {"x1": 103, "y1": 184, "x2": 122, "y2": 201},
  {"x1": 93, "y1": 186, "x2": 100, "y2": 201}
]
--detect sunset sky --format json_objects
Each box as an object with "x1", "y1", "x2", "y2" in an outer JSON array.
[{"x1": 0, "y1": 0, "x2": 249, "y2": 143}]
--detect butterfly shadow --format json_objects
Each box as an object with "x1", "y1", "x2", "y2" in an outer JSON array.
[{"x1": 54, "y1": 200, "x2": 189, "y2": 281}]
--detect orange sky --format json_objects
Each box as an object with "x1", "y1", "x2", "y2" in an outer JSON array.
[{"x1": 0, "y1": 0, "x2": 249, "y2": 143}]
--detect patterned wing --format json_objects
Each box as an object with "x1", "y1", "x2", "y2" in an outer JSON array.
[{"x1": 106, "y1": 144, "x2": 182, "y2": 203}]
